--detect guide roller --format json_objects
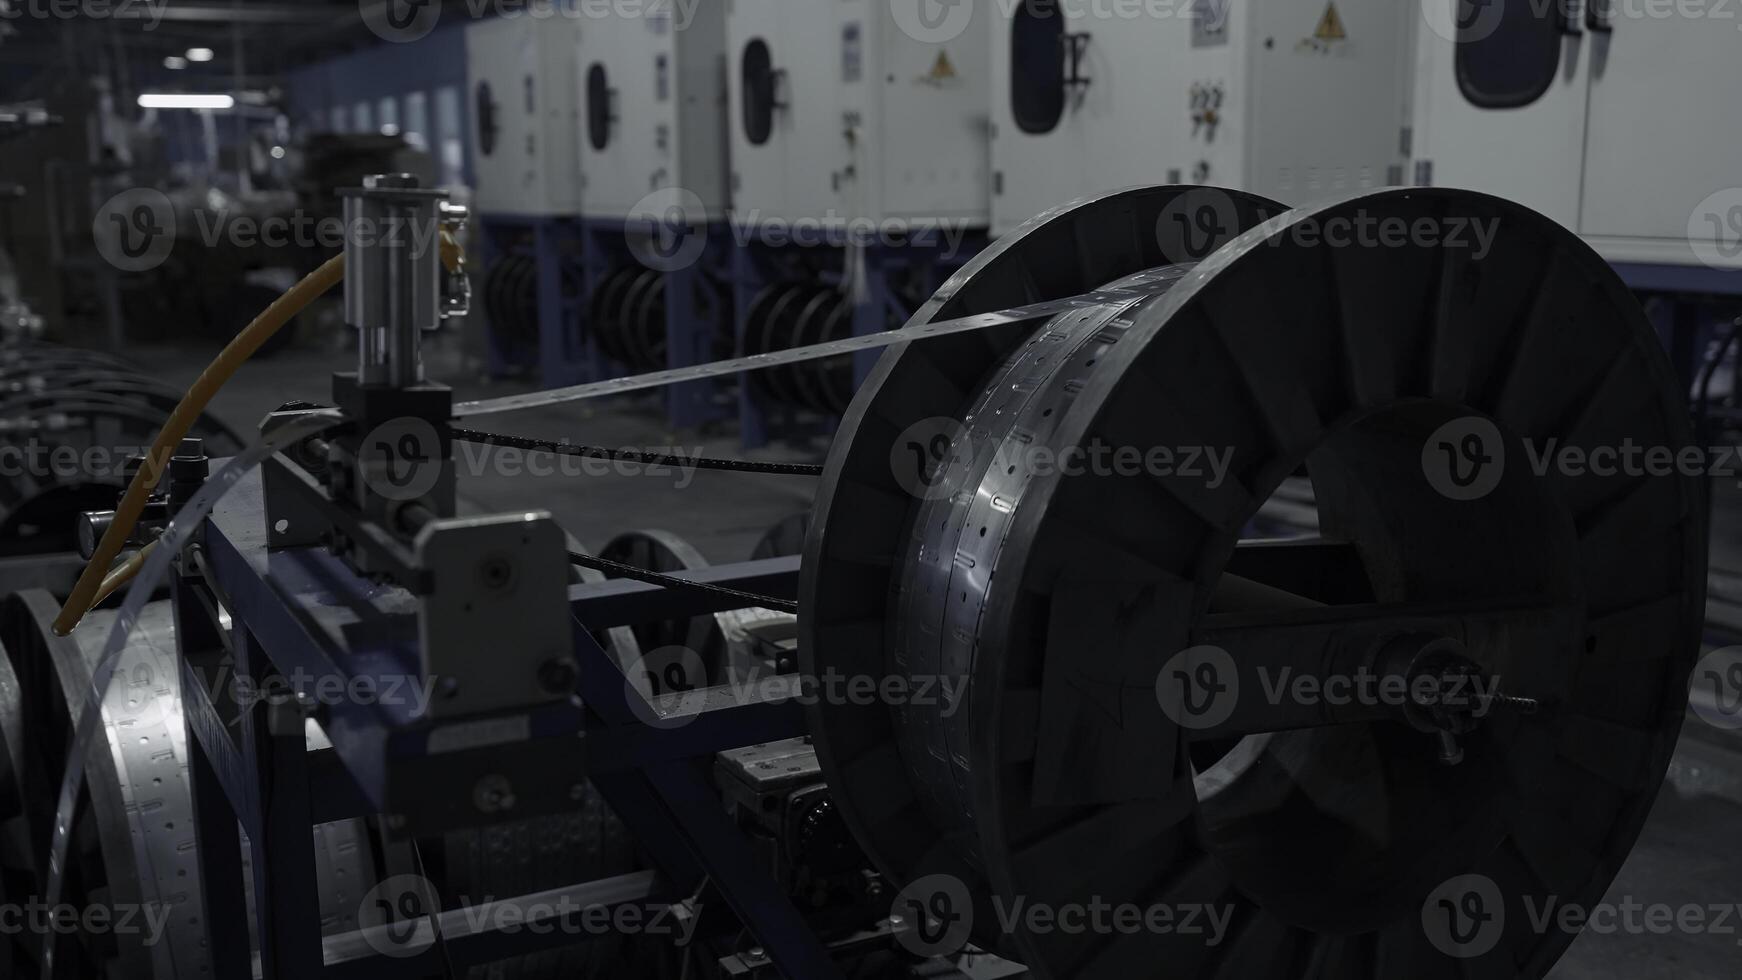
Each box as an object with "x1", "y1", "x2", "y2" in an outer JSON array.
[{"x1": 802, "y1": 186, "x2": 1706, "y2": 978}]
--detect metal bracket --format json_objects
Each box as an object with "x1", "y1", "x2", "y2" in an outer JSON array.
[{"x1": 414, "y1": 511, "x2": 573, "y2": 718}]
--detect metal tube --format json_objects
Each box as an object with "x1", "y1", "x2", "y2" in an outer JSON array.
[{"x1": 344, "y1": 173, "x2": 442, "y2": 388}]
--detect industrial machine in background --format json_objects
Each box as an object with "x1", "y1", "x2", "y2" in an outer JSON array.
[
  {"x1": 9, "y1": 176, "x2": 1707, "y2": 980},
  {"x1": 1410, "y1": 0, "x2": 1738, "y2": 271},
  {"x1": 577, "y1": 0, "x2": 736, "y2": 431},
  {"x1": 1409, "y1": 0, "x2": 1742, "y2": 424},
  {"x1": 989, "y1": 0, "x2": 1414, "y2": 235},
  {"x1": 724, "y1": 0, "x2": 990, "y2": 447},
  {"x1": 0, "y1": 105, "x2": 245, "y2": 595},
  {"x1": 468, "y1": 10, "x2": 589, "y2": 386}
]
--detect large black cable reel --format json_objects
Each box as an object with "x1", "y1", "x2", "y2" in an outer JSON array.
[
  {"x1": 587, "y1": 263, "x2": 732, "y2": 376},
  {"x1": 743, "y1": 282, "x2": 857, "y2": 416},
  {"x1": 483, "y1": 254, "x2": 582, "y2": 360},
  {"x1": 801, "y1": 186, "x2": 1705, "y2": 978}
]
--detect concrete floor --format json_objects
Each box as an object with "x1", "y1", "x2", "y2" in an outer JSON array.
[{"x1": 126, "y1": 332, "x2": 1742, "y2": 979}]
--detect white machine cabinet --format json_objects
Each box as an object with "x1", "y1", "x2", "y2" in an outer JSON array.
[
  {"x1": 576, "y1": 2, "x2": 729, "y2": 220},
  {"x1": 725, "y1": 0, "x2": 991, "y2": 229},
  {"x1": 466, "y1": 12, "x2": 584, "y2": 217},
  {"x1": 989, "y1": 0, "x2": 1416, "y2": 234},
  {"x1": 1411, "y1": 0, "x2": 1742, "y2": 269}
]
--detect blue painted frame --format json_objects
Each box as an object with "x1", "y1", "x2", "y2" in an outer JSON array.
[{"x1": 176, "y1": 468, "x2": 846, "y2": 978}]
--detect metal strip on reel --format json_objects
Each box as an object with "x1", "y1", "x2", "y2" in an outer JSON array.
[
  {"x1": 36, "y1": 412, "x2": 349, "y2": 978},
  {"x1": 454, "y1": 267, "x2": 1200, "y2": 418},
  {"x1": 801, "y1": 185, "x2": 1706, "y2": 979},
  {"x1": 0, "y1": 591, "x2": 380, "y2": 979}
]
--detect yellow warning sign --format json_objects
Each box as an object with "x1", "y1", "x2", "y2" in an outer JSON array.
[
  {"x1": 928, "y1": 50, "x2": 957, "y2": 81},
  {"x1": 1314, "y1": 2, "x2": 1347, "y2": 41}
]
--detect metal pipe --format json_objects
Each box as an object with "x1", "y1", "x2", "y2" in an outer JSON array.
[{"x1": 344, "y1": 174, "x2": 443, "y2": 389}]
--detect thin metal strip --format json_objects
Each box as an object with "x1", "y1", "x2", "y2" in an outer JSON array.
[
  {"x1": 454, "y1": 279, "x2": 1181, "y2": 418},
  {"x1": 42, "y1": 412, "x2": 348, "y2": 979}
]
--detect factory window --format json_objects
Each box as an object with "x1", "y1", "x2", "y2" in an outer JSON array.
[
  {"x1": 354, "y1": 102, "x2": 373, "y2": 134},
  {"x1": 1011, "y1": 0, "x2": 1068, "y2": 135},
  {"x1": 586, "y1": 63, "x2": 613, "y2": 151},
  {"x1": 741, "y1": 39, "x2": 777, "y2": 147},
  {"x1": 377, "y1": 97, "x2": 399, "y2": 136},
  {"x1": 1455, "y1": 1, "x2": 1562, "y2": 109},
  {"x1": 434, "y1": 86, "x2": 466, "y2": 187},
  {"x1": 475, "y1": 81, "x2": 499, "y2": 157},
  {"x1": 403, "y1": 91, "x2": 430, "y2": 152}
]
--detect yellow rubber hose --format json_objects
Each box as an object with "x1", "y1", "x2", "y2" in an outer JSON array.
[
  {"x1": 53, "y1": 231, "x2": 465, "y2": 636},
  {"x1": 52, "y1": 255, "x2": 345, "y2": 634},
  {"x1": 91, "y1": 540, "x2": 157, "y2": 610}
]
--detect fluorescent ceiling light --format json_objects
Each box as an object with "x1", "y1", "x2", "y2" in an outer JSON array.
[
  {"x1": 185, "y1": 47, "x2": 215, "y2": 62},
  {"x1": 163, "y1": 56, "x2": 188, "y2": 70},
  {"x1": 138, "y1": 93, "x2": 236, "y2": 110}
]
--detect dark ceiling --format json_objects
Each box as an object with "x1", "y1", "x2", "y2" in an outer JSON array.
[{"x1": 0, "y1": 0, "x2": 476, "y2": 100}]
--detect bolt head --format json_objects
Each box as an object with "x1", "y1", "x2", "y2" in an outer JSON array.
[{"x1": 539, "y1": 658, "x2": 578, "y2": 695}]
